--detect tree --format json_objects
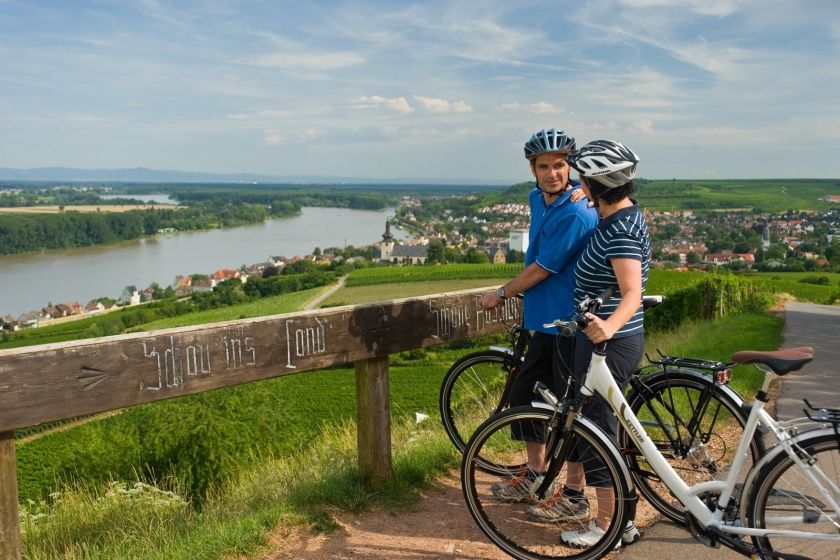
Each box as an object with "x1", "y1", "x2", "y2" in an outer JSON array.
[
  {"x1": 464, "y1": 248, "x2": 489, "y2": 263},
  {"x1": 506, "y1": 249, "x2": 524, "y2": 263},
  {"x1": 426, "y1": 240, "x2": 445, "y2": 264}
]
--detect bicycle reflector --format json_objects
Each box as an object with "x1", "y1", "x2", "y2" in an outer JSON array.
[{"x1": 715, "y1": 369, "x2": 732, "y2": 385}]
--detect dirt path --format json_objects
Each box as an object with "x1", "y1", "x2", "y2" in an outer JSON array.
[
  {"x1": 256, "y1": 470, "x2": 639, "y2": 560},
  {"x1": 304, "y1": 275, "x2": 348, "y2": 310}
]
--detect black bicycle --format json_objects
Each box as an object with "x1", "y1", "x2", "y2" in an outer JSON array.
[{"x1": 439, "y1": 293, "x2": 764, "y2": 523}]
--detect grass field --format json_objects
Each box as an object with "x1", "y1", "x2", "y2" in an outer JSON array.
[{"x1": 319, "y1": 278, "x2": 500, "y2": 307}]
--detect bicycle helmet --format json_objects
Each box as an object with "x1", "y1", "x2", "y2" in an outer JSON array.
[
  {"x1": 523, "y1": 129, "x2": 576, "y2": 160},
  {"x1": 566, "y1": 140, "x2": 639, "y2": 189}
]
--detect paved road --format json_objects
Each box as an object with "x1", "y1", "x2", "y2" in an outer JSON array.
[{"x1": 621, "y1": 301, "x2": 840, "y2": 559}]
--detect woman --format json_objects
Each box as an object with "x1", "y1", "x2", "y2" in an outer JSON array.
[{"x1": 524, "y1": 140, "x2": 650, "y2": 548}]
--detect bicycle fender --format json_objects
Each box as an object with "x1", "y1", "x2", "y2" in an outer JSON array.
[
  {"x1": 629, "y1": 368, "x2": 747, "y2": 410},
  {"x1": 488, "y1": 346, "x2": 516, "y2": 357},
  {"x1": 741, "y1": 426, "x2": 838, "y2": 513},
  {"x1": 532, "y1": 402, "x2": 637, "y2": 495},
  {"x1": 576, "y1": 415, "x2": 636, "y2": 494}
]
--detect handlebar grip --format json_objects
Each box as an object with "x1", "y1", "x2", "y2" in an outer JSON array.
[
  {"x1": 561, "y1": 324, "x2": 578, "y2": 337},
  {"x1": 595, "y1": 287, "x2": 615, "y2": 304}
]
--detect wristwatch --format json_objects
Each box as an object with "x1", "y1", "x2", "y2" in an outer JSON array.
[{"x1": 496, "y1": 286, "x2": 506, "y2": 299}]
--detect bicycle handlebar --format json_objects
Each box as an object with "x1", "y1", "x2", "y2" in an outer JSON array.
[
  {"x1": 542, "y1": 290, "x2": 665, "y2": 336},
  {"x1": 542, "y1": 287, "x2": 614, "y2": 335}
]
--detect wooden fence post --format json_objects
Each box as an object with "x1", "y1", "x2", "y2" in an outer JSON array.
[
  {"x1": 0, "y1": 431, "x2": 21, "y2": 560},
  {"x1": 355, "y1": 357, "x2": 392, "y2": 483}
]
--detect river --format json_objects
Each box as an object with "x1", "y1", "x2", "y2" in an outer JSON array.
[{"x1": 0, "y1": 206, "x2": 409, "y2": 318}]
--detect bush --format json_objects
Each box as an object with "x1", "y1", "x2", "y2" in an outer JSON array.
[
  {"x1": 798, "y1": 275, "x2": 831, "y2": 285},
  {"x1": 646, "y1": 274, "x2": 772, "y2": 332}
]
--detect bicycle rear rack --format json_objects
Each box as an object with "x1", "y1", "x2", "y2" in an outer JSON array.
[
  {"x1": 803, "y1": 399, "x2": 840, "y2": 448},
  {"x1": 646, "y1": 349, "x2": 735, "y2": 372}
]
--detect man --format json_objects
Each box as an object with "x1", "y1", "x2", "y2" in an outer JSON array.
[{"x1": 479, "y1": 128, "x2": 597, "y2": 501}]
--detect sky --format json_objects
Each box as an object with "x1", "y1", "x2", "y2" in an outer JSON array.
[{"x1": 0, "y1": 0, "x2": 838, "y2": 184}]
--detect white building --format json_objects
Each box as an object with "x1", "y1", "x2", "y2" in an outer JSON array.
[{"x1": 508, "y1": 229, "x2": 529, "y2": 254}]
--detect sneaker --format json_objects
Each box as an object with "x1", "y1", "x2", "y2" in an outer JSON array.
[
  {"x1": 561, "y1": 520, "x2": 639, "y2": 549},
  {"x1": 560, "y1": 521, "x2": 614, "y2": 549},
  {"x1": 524, "y1": 493, "x2": 590, "y2": 523},
  {"x1": 622, "y1": 521, "x2": 641, "y2": 545},
  {"x1": 490, "y1": 471, "x2": 534, "y2": 503}
]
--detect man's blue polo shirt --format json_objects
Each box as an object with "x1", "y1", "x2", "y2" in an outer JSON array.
[{"x1": 524, "y1": 184, "x2": 598, "y2": 334}]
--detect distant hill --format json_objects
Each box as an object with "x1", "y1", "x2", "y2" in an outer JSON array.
[{"x1": 0, "y1": 166, "x2": 503, "y2": 186}]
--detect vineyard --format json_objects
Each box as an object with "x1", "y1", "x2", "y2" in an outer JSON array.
[{"x1": 345, "y1": 263, "x2": 524, "y2": 286}]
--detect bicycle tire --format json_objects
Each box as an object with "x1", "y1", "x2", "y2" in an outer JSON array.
[
  {"x1": 461, "y1": 406, "x2": 632, "y2": 560},
  {"x1": 746, "y1": 433, "x2": 840, "y2": 559},
  {"x1": 440, "y1": 349, "x2": 521, "y2": 474},
  {"x1": 621, "y1": 368, "x2": 761, "y2": 524}
]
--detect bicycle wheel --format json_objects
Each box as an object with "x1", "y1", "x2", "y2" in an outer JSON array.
[
  {"x1": 461, "y1": 406, "x2": 632, "y2": 560},
  {"x1": 747, "y1": 433, "x2": 840, "y2": 559},
  {"x1": 621, "y1": 369, "x2": 760, "y2": 524},
  {"x1": 440, "y1": 350, "x2": 514, "y2": 458}
]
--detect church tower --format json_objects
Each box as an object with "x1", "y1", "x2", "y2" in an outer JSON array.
[{"x1": 375, "y1": 219, "x2": 395, "y2": 260}]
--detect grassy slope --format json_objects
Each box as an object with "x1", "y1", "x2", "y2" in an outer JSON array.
[{"x1": 637, "y1": 179, "x2": 840, "y2": 212}]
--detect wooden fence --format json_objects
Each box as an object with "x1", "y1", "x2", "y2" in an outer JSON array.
[{"x1": 0, "y1": 288, "x2": 521, "y2": 559}]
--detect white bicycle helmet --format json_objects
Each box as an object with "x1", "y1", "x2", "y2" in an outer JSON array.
[
  {"x1": 566, "y1": 140, "x2": 639, "y2": 189},
  {"x1": 524, "y1": 129, "x2": 576, "y2": 160}
]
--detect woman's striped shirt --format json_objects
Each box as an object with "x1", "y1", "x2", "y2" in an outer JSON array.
[{"x1": 574, "y1": 204, "x2": 651, "y2": 338}]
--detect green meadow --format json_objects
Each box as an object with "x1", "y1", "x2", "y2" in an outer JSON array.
[{"x1": 636, "y1": 178, "x2": 840, "y2": 212}]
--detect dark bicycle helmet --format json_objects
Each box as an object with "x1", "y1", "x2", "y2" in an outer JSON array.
[
  {"x1": 524, "y1": 129, "x2": 576, "y2": 160},
  {"x1": 566, "y1": 140, "x2": 638, "y2": 189}
]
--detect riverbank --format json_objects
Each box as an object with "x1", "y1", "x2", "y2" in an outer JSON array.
[
  {"x1": 0, "y1": 206, "x2": 404, "y2": 318},
  {"x1": 0, "y1": 204, "x2": 177, "y2": 213}
]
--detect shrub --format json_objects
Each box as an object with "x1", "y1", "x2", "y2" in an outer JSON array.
[{"x1": 646, "y1": 274, "x2": 771, "y2": 332}]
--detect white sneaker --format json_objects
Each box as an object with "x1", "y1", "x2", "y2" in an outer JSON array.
[
  {"x1": 561, "y1": 520, "x2": 639, "y2": 549},
  {"x1": 622, "y1": 521, "x2": 641, "y2": 545}
]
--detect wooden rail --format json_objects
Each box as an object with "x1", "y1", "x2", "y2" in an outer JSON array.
[{"x1": 0, "y1": 287, "x2": 521, "y2": 559}]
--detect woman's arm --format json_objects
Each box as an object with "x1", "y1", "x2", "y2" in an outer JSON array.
[{"x1": 583, "y1": 257, "x2": 642, "y2": 343}]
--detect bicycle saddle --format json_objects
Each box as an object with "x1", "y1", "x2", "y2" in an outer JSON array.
[{"x1": 730, "y1": 347, "x2": 814, "y2": 376}]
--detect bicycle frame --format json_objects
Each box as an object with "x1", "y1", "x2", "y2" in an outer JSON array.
[{"x1": 579, "y1": 349, "x2": 840, "y2": 547}]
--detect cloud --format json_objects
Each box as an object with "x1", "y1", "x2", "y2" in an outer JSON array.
[
  {"x1": 250, "y1": 51, "x2": 365, "y2": 71},
  {"x1": 226, "y1": 109, "x2": 293, "y2": 121},
  {"x1": 628, "y1": 120, "x2": 655, "y2": 135},
  {"x1": 263, "y1": 130, "x2": 282, "y2": 145},
  {"x1": 354, "y1": 95, "x2": 414, "y2": 114},
  {"x1": 616, "y1": 0, "x2": 738, "y2": 17},
  {"x1": 414, "y1": 96, "x2": 473, "y2": 113},
  {"x1": 528, "y1": 102, "x2": 561, "y2": 115},
  {"x1": 830, "y1": 21, "x2": 840, "y2": 42}
]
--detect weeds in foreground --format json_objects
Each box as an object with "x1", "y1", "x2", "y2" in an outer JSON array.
[{"x1": 21, "y1": 416, "x2": 456, "y2": 560}]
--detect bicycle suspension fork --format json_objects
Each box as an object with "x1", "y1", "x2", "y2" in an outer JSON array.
[{"x1": 531, "y1": 381, "x2": 584, "y2": 500}]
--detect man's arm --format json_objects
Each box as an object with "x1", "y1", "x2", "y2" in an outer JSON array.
[{"x1": 479, "y1": 262, "x2": 550, "y2": 310}]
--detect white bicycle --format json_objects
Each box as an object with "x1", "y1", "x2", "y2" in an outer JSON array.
[{"x1": 461, "y1": 290, "x2": 839, "y2": 560}]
